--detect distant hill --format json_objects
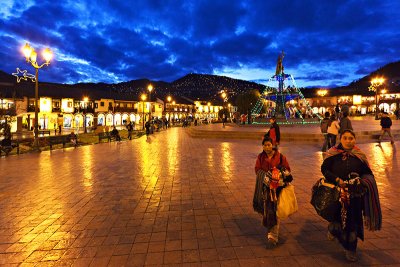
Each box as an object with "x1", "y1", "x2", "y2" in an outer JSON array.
[{"x1": 1, "y1": 61, "x2": 400, "y2": 101}]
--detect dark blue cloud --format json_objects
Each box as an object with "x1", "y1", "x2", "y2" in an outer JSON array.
[{"x1": 0, "y1": 0, "x2": 399, "y2": 87}]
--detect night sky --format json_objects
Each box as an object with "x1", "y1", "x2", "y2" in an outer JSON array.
[{"x1": 0, "y1": 0, "x2": 399, "y2": 88}]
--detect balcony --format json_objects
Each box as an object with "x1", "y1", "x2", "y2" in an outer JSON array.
[
  {"x1": 0, "y1": 107, "x2": 16, "y2": 116},
  {"x1": 113, "y1": 106, "x2": 137, "y2": 113}
]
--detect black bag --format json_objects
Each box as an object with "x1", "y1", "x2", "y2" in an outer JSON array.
[{"x1": 310, "y1": 178, "x2": 341, "y2": 222}]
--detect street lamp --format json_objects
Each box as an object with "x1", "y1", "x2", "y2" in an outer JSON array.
[
  {"x1": 166, "y1": 95, "x2": 172, "y2": 118},
  {"x1": 147, "y1": 84, "x2": 153, "y2": 120},
  {"x1": 22, "y1": 43, "x2": 53, "y2": 150},
  {"x1": 141, "y1": 93, "x2": 147, "y2": 130},
  {"x1": 207, "y1": 102, "x2": 211, "y2": 123},
  {"x1": 369, "y1": 77, "x2": 385, "y2": 120},
  {"x1": 83, "y1": 97, "x2": 89, "y2": 133}
]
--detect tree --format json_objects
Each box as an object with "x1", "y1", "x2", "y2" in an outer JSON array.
[{"x1": 235, "y1": 89, "x2": 260, "y2": 114}]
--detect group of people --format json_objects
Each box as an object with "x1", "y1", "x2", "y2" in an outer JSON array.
[
  {"x1": 321, "y1": 111, "x2": 352, "y2": 151},
  {"x1": 254, "y1": 116, "x2": 382, "y2": 262}
]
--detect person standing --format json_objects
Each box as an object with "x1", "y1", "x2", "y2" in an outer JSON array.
[
  {"x1": 126, "y1": 122, "x2": 133, "y2": 140},
  {"x1": 253, "y1": 137, "x2": 293, "y2": 248},
  {"x1": 327, "y1": 114, "x2": 340, "y2": 149},
  {"x1": 321, "y1": 130, "x2": 381, "y2": 262},
  {"x1": 378, "y1": 112, "x2": 394, "y2": 144},
  {"x1": 335, "y1": 104, "x2": 340, "y2": 118},
  {"x1": 320, "y1": 112, "x2": 330, "y2": 152},
  {"x1": 265, "y1": 117, "x2": 280, "y2": 148},
  {"x1": 339, "y1": 111, "x2": 353, "y2": 134}
]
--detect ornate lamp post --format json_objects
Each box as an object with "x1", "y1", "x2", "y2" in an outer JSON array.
[
  {"x1": 207, "y1": 102, "x2": 211, "y2": 123},
  {"x1": 83, "y1": 97, "x2": 89, "y2": 133},
  {"x1": 22, "y1": 43, "x2": 53, "y2": 150},
  {"x1": 147, "y1": 84, "x2": 153, "y2": 119},
  {"x1": 369, "y1": 77, "x2": 385, "y2": 120},
  {"x1": 141, "y1": 93, "x2": 147, "y2": 130},
  {"x1": 166, "y1": 95, "x2": 172, "y2": 119}
]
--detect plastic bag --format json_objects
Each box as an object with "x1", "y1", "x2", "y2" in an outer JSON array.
[
  {"x1": 310, "y1": 178, "x2": 341, "y2": 222},
  {"x1": 277, "y1": 184, "x2": 298, "y2": 219}
]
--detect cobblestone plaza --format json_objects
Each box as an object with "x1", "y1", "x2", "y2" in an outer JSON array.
[{"x1": 0, "y1": 122, "x2": 399, "y2": 266}]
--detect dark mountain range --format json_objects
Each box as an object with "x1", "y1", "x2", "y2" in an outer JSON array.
[
  {"x1": 1, "y1": 61, "x2": 399, "y2": 101},
  {"x1": 299, "y1": 61, "x2": 400, "y2": 97}
]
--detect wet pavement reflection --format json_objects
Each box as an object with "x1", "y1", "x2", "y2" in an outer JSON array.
[{"x1": 0, "y1": 127, "x2": 399, "y2": 266}]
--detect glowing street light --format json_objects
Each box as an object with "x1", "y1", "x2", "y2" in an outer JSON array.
[
  {"x1": 369, "y1": 77, "x2": 385, "y2": 119},
  {"x1": 21, "y1": 42, "x2": 53, "y2": 150},
  {"x1": 317, "y1": 89, "x2": 328, "y2": 97},
  {"x1": 141, "y1": 93, "x2": 147, "y2": 130}
]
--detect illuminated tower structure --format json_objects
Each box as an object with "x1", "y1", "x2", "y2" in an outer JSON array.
[{"x1": 251, "y1": 51, "x2": 321, "y2": 124}]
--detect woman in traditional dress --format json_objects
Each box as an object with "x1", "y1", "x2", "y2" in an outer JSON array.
[
  {"x1": 253, "y1": 137, "x2": 292, "y2": 248},
  {"x1": 321, "y1": 129, "x2": 381, "y2": 262}
]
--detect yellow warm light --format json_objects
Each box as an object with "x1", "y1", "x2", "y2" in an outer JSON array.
[
  {"x1": 381, "y1": 89, "x2": 386, "y2": 94},
  {"x1": 317, "y1": 89, "x2": 328, "y2": 97},
  {"x1": 147, "y1": 84, "x2": 153, "y2": 92},
  {"x1": 353, "y1": 95, "x2": 362, "y2": 105},
  {"x1": 172, "y1": 101, "x2": 175, "y2": 105},
  {"x1": 371, "y1": 77, "x2": 385, "y2": 86},
  {"x1": 221, "y1": 92, "x2": 226, "y2": 99},
  {"x1": 22, "y1": 43, "x2": 33, "y2": 59},
  {"x1": 141, "y1": 94, "x2": 147, "y2": 101},
  {"x1": 228, "y1": 103, "x2": 231, "y2": 107},
  {"x1": 207, "y1": 102, "x2": 211, "y2": 106},
  {"x1": 30, "y1": 50, "x2": 37, "y2": 62},
  {"x1": 167, "y1": 96, "x2": 172, "y2": 102},
  {"x1": 83, "y1": 97, "x2": 89, "y2": 102},
  {"x1": 42, "y1": 48, "x2": 53, "y2": 62}
]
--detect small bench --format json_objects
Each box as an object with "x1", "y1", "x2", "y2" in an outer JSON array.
[
  {"x1": 48, "y1": 135, "x2": 76, "y2": 150},
  {"x1": 38, "y1": 130, "x2": 51, "y2": 136},
  {"x1": 98, "y1": 132, "x2": 111, "y2": 142}
]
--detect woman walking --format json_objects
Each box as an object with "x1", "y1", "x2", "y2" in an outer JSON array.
[
  {"x1": 321, "y1": 130, "x2": 381, "y2": 262},
  {"x1": 253, "y1": 137, "x2": 293, "y2": 248},
  {"x1": 327, "y1": 114, "x2": 340, "y2": 149}
]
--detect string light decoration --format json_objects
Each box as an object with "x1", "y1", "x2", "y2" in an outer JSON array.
[
  {"x1": 250, "y1": 52, "x2": 322, "y2": 125},
  {"x1": 12, "y1": 68, "x2": 36, "y2": 83}
]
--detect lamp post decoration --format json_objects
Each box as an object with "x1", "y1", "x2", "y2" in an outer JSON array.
[
  {"x1": 12, "y1": 68, "x2": 36, "y2": 83},
  {"x1": 369, "y1": 77, "x2": 385, "y2": 120},
  {"x1": 21, "y1": 42, "x2": 53, "y2": 150}
]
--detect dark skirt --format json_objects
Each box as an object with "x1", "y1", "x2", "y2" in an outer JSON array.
[{"x1": 329, "y1": 196, "x2": 364, "y2": 252}]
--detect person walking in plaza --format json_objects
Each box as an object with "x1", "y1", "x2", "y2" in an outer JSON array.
[
  {"x1": 320, "y1": 112, "x2": 330, "y2": 152},
  {"x1": 253, "y1": 137, "x2": 293, "y2": 248},
  {"x1": 265, "y1": 117, "x2": 280, "y2": 148},
  {"x1": 339, "y1": 111, "x2": 353, "y2": 134},
  {"x1": 126, "y1": 122, "x2": 133, "y2": 140},
  {"x1": 145, "y1": 120, "x2": 151, "y2": 141},
  {"x1": 378, "y1": 112, "x2": 394, "y2": 144},
  {"x1": 327, "y1": 114, "x2": 340, "y2": 149},
  {"x1": 321, "y1": 130, "x2": 381, "y2": 262}
]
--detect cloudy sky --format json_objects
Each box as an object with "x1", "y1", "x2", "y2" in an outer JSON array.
[{"x1": 0, "y1": 0, "x2": 399, "y2": 87}]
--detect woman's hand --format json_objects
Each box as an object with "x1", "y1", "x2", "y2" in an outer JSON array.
[{"x1": 337, "y1": 178, "x2": 346, "y2": 188}]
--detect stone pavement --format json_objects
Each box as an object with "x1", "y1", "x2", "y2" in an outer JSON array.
[{"x1": 0, "y1": 126, "x2": 399, "y2": 266}]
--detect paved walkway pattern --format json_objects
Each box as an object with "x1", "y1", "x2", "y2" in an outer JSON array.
[{"x1": 0, "y1": 126, "x2": 399, "y2": 266}]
